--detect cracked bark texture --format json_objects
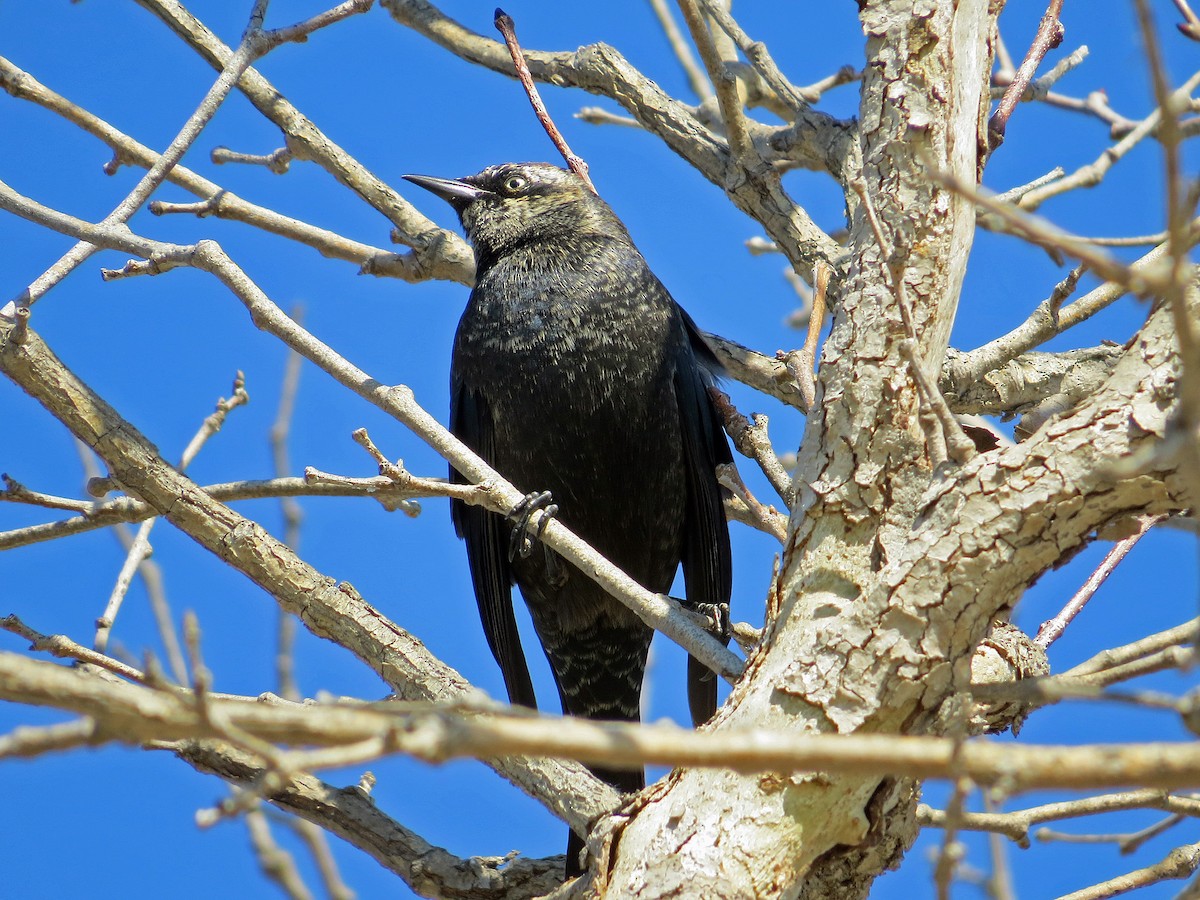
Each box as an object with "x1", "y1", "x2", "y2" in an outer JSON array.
[{"x1": 585, "y1": 3, "x2": 1186, "y2": 897}]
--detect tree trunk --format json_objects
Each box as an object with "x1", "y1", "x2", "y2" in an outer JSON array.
[{"x1": 592, "y1": 3, "x2": 1184, "y2": 896}]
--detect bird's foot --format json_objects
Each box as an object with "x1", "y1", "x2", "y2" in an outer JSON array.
[
  {"x1": 507, "y1": 490, "x2": 558, "y2": 562},
  {"x1": 676, "y1": 598, "x2": 731, "y2": 681},
  {"x1": 680, "y1": 599, "x2": 731, "y2": 641}
]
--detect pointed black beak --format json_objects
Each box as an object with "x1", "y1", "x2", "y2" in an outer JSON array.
[{"x1": 402, "y1": 174, "x2": 492, "y2": 209}]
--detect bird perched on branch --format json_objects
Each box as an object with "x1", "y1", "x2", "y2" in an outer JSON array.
[{"x1": 404, "y1": 162, "x2": 732, "y2": 870}]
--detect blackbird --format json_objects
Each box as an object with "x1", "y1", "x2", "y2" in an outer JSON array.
[{"x1": 405, "y1": 162, "x2": 732, "y2": 870}]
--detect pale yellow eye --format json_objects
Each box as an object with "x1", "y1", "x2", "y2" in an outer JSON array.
[{"x1": 502, "y1": 175, "x2": 528, "y2": 194}]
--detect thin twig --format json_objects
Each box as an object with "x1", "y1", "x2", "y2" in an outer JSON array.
[
  {"x1": 1, "y1": 614, "x2": 147, "y2": 683},
  {"x1": 994, "y1": 31, "x2": 1016, "y2": 75},
  {"x1": 211, "y1": 145, "x2": 293, "y2": 172},
  {"x1": 1036, "y1": 813, "x2": 1186, "y2": 854},
  {"x1": 1018, "y1": 68, "x2": 1200, "y2": 211},
  {"x1": 70, "y1": 441, "x2": 192, "y2": 685},
  {"x1": 724, "y1": 495, "x2": 785, "y2": 542},
  {"x1": 675, "y1": 0, "x2": 756, "y2": 165},
  {"x1": 716, "y1": 465, "x2": 788, "y2": 545},
  {"x1": 989, "y1": 166, "x2": 1066, "y2": 204},
  {"x1": 983, "y1": 793, "x2": 1017, "y2": 900},
  {"x1": 934, "y1": 775, "x2": 974, "y2": 899},
  {"x1": 0, "y1": 475, "x2": 93, "y2": 513},
  {"x1": 1054, "y1": 839, "x2": 1200, "y2": 899},
  {"x1": 777, "y1": 260, "x2": 830, "y2": 413},
  {"x1": 575, "y1": 106, "x2": 640, "y2": 128},
  {"x1": 270, "y1": 325, "x2": 305, "y2": 703},
  {"x1": 794, "y1": 66, "x2": 861, "y2": 105},
  {"x1": 1030, "y1": 45, "x2": 1089, "y2": 97},
  {"x1": 988, "y1": 0, "x2": 1065, "y2": 151},
  {"x1": 0, "y1": 473, "x2": 468, "y2": 552},
  {"x1": 1080, "y1": 231, "x2": 1171, "y2": 247},
  {"x1": 1175, "y1": 0, "x2": 1200, "y2": 41},
  {"x1": 494, "y1": 9, "x2": 593, "y2": 191},
  {"x1": 1036, "y1": 515, "x2": 1166, "y2": 647},
  {"x1": 285, "y1": 818, "x2": 356, "y2": 900},
  {"x1": 244, "y1": 800, "x2": 316, "y2": 900},
  {"x1": 647, "y1": 0, "x2": 711, "y2": 100},
  {"x1": 926, "y1": 163, "x2": 1170, "y2": 296},
  {"x1": 708, "y1": 388, "x2": 794, "y2": 505},
  {"x1": 990, "y1": 46, "x2": 1089, "y2": 105},
  {"x1": 918, "y1": 789, "x2": 1200, "y2": 848},
  {"x1": 94, "y1": 373, "x2": 249, "y2": 670},
  {"x1": 1065, "y1": 618, "x2": 1200, "y2": 680},
  {"x1": 698, "y1": 0, "x2": 807, "y2": 111},
  {"x1": 1075, "y1": 646, "x2": 1195, "y2": 689}
]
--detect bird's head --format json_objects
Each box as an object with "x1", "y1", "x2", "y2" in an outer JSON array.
[{"x1": 403, "y1": 163, "x2": 627, "y2": 263}]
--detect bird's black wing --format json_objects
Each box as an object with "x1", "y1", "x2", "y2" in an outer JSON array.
[
  {"x1": 674, "y1": 308, "x2": 734, "y2": 726},
  {"x1": 449, "y1": 382, "x2": 538, "y2": 709},
  {"x1": 679, "y1": 306, "x2": 725, "y2": 378}
]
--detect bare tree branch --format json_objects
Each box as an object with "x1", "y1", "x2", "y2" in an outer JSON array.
[
  {"x1": 176, "y1": 742, "x2": 565, "y2": 900},
  {"x1": 6, "y1": 652, "x2": 1200, "y2": 793},
  {"x1": 381, "y1": 0, "x2": 845, "y2": 278}
]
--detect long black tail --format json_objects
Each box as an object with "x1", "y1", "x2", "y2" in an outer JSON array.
[{"x1": 524, "y1": 594, "x2": 653, "y2": 875}]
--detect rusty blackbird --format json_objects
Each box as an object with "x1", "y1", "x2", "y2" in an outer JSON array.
[{"x1": 404, "y1": 163, "x2": 732, "y2": 870}]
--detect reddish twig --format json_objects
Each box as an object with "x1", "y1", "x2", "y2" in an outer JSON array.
[
  {"x1": 1035, "y1": 514, "x2": 1166, "y2": 648},
  {"x1": 988, "y1": 0, "x2": 1066, "y2": 151},
  {"x1": 493, "y1": 8, "x2": 595, "y2": 192},
  {"x1": 1174, "y1": 0, "x2": 1200, "y2": 41}
]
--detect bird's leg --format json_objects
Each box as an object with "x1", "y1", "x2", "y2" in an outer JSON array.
[
  {"x1": 675, "y1": 597, "x2": 732, "y2": 681},
  {"x1": 507, "y1": 490, "x2": 558, "y2": 562},
  {"x1": 542, "y1": 547, "x2": 569, "y2": 589}
]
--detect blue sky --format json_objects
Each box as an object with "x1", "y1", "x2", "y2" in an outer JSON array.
[{"x1": 1, "y1": 2, "x2": 1197, "y2": 897}]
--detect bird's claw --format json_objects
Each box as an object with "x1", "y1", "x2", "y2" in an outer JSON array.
[
  {"x1": 691, "y1": 601, "x2": 732, "y2": 644},
  {"x1": 507, "y1": 490, "x2": 558, "y2": 562},
  {"x1": 677, "y1": 599, "x2": 731, "y2": 682}
]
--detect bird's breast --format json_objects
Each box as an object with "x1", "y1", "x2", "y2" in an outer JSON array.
[
  {"x1": 451, "y1": 243, "x2": 691, "y2": 597},
  {"x1": 456, "y1": 254, "x2": 676, "y2": 395}
]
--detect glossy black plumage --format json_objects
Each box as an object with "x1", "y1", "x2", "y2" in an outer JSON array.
[{"x1": 404, "y1": 162, "x2": 733, "y2": 844}]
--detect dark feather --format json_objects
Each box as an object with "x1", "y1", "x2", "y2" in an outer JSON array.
[
  {"x1": 674, "y1": 349, "x2": 734, "y2": 725},
  {"x1": 449, "y1": 383, "x2": 537, "y2": 710}
]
